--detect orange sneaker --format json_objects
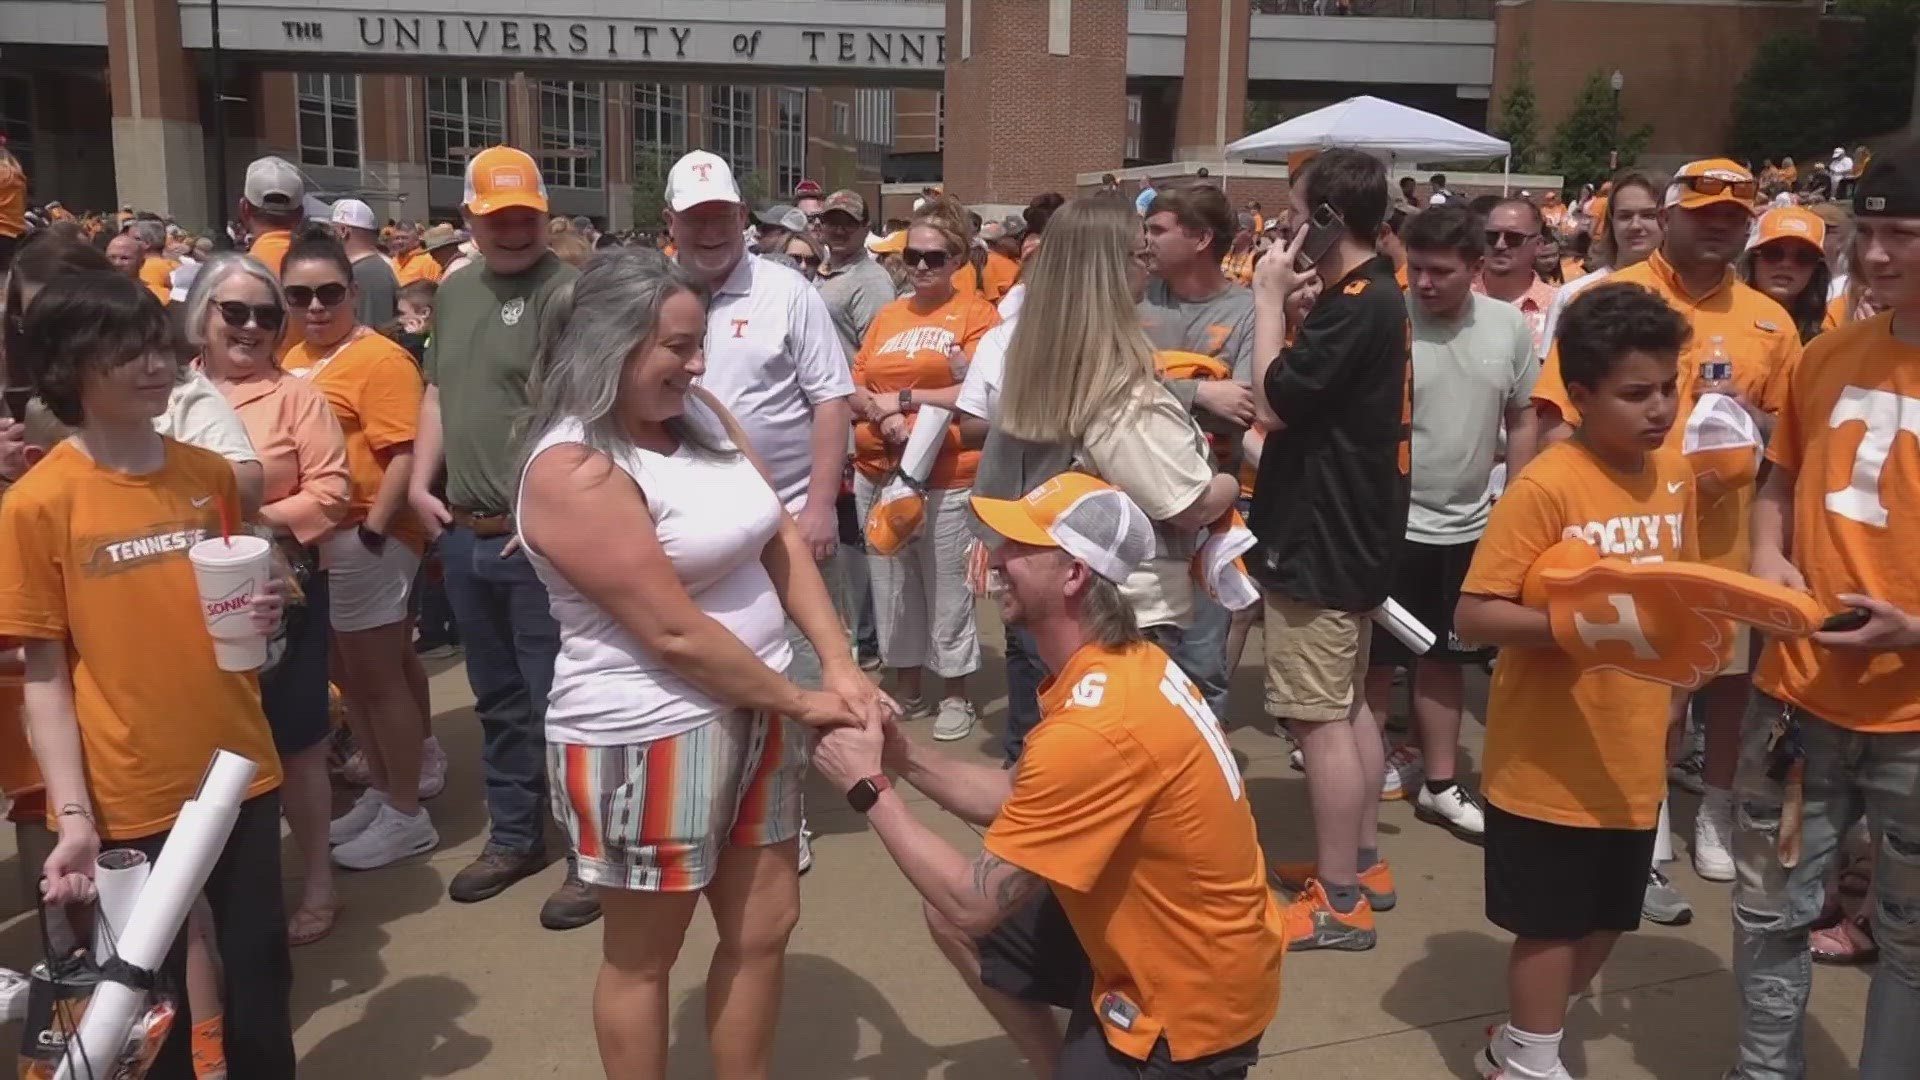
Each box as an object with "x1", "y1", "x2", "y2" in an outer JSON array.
[
  {"x1": 1281, "y1": 879, "x2": 1376, "y2": 952},
  {"x1": 1268, "y1": 860, "x2": 1397, "y2": 911}
]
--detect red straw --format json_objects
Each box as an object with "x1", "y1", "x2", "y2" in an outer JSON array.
[{"x1": 218, "y1": 495, "x2": 235, "y2": 546}]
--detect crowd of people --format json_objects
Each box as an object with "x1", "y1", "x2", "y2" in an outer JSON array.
[{"x1": 0, "y1": 121, "x2": 1917, "y2": 1080}]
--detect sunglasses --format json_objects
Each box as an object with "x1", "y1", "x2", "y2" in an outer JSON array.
[
  {"x1": 1756, "y1": 245, "x2": 1821, "y2": 268},
  {"x1": 902, "y1": 248, "x2": 951, "y2": 270},
  {"x1": 215, "y1": 301, "x2": 286, "y2": 332},
  {"x1": 791, "y1": 254, "x2": 822, "y2": 268},
  {"x1": 284, "y1": 283, "x2": 350, "y2": 309},
  {"x1": 1679, "y1": 175, "x2": 1759, "y2": 202},
  {"x1": 1485, "y1": 229, "x2": 1539, "y2": 249}
]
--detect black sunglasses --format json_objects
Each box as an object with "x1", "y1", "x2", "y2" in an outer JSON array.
[
  {"x1": 902, "y1": 248, "x2": 951, "y2": 270},
  {"x1": 1485, "y1": 229, "x2": 1539, "y2": 249},
  {"x1": 215, "y1": 301, "x2": 286, "y2": 332},
  {"x1": 284, "y1": 283, "x2": 350, "y2": 309},
  {"x1": 1756, "y1": 245, "x2": 1821, "y2": 268},
  {"x1": 792, "y1": 254, "x2": 822, "y2": 268}
]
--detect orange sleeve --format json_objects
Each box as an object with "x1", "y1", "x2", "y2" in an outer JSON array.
[
  {"x1": 983, "y1": 718, "x2": 1150, "y2": 893},
  {"x1": 1755, "y1": 331, "x2": 1804, "y2": 417},
  {"x1": 264, "y1": 387, "x2": 352, "y2": 545},
  {"x1": 0, "y1": 479, "x2": 70, "y2": 640},
  {"x1": 1766, "y1": 338, "x2": 1813, "y2": 475},
  {"x1": 1461, "y1": 470, "x2": 1570, "y2": 602},
  {"x1": 959, "y1": 301, "x2": 1000, "y2": 361},
  {"x1": 356, "y1": 343, "x2": 425, "y2": 456},
  {"x1": 1533, "y1": 342, "x2": 1577, "y2": 424},
  {"x1": 851, "y1": 309, "x2": 883, "y2": 388}
]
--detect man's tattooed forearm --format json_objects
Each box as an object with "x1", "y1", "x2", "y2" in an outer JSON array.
[{"x1": 972, "y1": 854, "x2": 1040, "y2": 909}]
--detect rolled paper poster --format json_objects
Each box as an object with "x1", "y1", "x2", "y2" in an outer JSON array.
[
  {"x1": 58, "y1": 751, "x2": 257, "y2": 1080},
  {"x1": 92, "y1": 849, "x2": 152, "y2": 964},
  {"x1": 1371, "y1": 598, "x2": 1436, "y2": 656}
]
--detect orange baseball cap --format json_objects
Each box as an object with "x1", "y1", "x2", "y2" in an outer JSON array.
[
  {"x1": 969, "y1": 472, "x2": 1154, "y2": 584},
  {"x1": 1747, "y1": 205, "x2": 1826, "y2": 256},
  {"x1": 1666, "y1": 159, "x2": 1757, "y2": 214},
  {"x1": 463, "y1": 146, "x2": 549, "y2": 216}
]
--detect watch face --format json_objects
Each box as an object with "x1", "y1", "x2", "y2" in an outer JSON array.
[{"x1": 847, "y1": 778, "x2": 879, "y2": 813}]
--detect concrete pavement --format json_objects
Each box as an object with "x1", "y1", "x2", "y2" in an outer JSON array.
[{"x1": 0, "y1": 618, "x2": 1874, "y2": 1078}]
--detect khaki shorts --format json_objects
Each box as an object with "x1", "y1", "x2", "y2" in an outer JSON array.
[{"x1": 1262, "y1": 595, "x2": 1371, "y2": 723}]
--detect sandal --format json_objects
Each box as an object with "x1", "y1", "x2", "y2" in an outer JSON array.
[
  {"x1": 288, "y1": 901, "x2": 342, "y2": 947},
  {"x1": 1810, "y1": 914, "x2": 1877, "y2": 965}
]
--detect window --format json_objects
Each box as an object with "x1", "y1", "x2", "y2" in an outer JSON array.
[
  {"x1": 539, "y1": 80, "x2": 604, "y2": 189},
  {"x1": 1126, "y1": 95, "x2": 1143, "y2": 161},
  {"x1": 855, "y1": 88, "x2": 894, "y2": 146},
  {"x1": 633, "y1": 83, "x2": 688, "y2": 175},
  {"x1": 0, "y1": 77, "x2": 30, "y2": 176},
  {"x1": 833, "y1": 101, "x2": 852, "y2": 138},
  {"x1": 297, "y1": 73, "x2": 359, "y2": 170},
  {"x1": 775, "y1": 88, "x2": 806, "y2": 197},
  {"x1": 709, "y1": 85, "x2": 757, "y2": 179},
  {"x1": 935, "y1": 92, "x2": 945, "y2": 152},
  {"x1": 426, "y1": 77, "x2": 505, "y2": 178}
]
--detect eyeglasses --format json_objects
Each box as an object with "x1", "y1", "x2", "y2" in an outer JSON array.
[
  {"x1": 791, "y1": 254, "x2": 822, "y2": 269},
  {"x1": 215, "y1": 301, "x2": 286, "y2": 332},
  {"x1": 1756, "y1": 245, "x2": 1821, "y2": 268},
  {"x1": 283, "y1": 283, "x2": 350, "y2": 309},
  {"x1": 1678, "y1": 175, "x2": 1759, "y2": 202},
  {"x1": 1485, "y1": 229, "x2": 1539, "y2": 249},
  {"x1": 902, "y1": 248, "x2": 951, "y2": 270}
]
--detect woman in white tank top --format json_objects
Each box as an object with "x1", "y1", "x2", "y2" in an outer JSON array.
[{"x1": 514, "y1": 251, "x2": 892, "y2": 1077}]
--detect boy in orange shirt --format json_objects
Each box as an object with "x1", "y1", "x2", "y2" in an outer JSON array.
[{"x1": 1455, "y1": 283, "x2": 1696, "y2": 1080}]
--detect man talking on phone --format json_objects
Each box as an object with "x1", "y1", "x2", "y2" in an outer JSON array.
[{"x1": 1249, "y1": 148, "x2": 1412, "y2": 952}]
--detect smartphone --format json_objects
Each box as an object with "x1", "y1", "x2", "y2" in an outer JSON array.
[
  {"x1": 1294, "y1": 203, "x2": 1346, "y2": 273},
  {"x1": 1819, "y1": 608, "x2": 1871, "y2": 633},
  {"x1": 2, "y1": 384, "x2": 28, "y2": 425}
]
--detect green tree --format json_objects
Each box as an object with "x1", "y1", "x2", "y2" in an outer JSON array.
[
  {"x1": 737, "y1": 170, "x2": 772, "y2": 210},
  {"x1": 1837, "y1": 4, "x2": 1918, "y2": 141},
  {"x1": 1729, "y1": 34, "x2": 1841, "y2": 168},
  {"x1": 1494, "y1": 40, "x2": 1542, "y2": 172},
  {"x1": 629, "y1": 148, "x2": 669, "y2": 232},
  {"x1": 1245, "y1": 98, "x2": 1287, "y2": 134},
  {"x1": 1548, "y1": 69, "x2": 1652, "y2": 188}
]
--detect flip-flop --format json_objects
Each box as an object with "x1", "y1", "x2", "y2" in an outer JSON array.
[
  {"x1": 288, "y1": 901, "x2": 342, "y2": 948},
  {"x1": 1810, "y1": 914, "x2": 1876, "y2": 965}
]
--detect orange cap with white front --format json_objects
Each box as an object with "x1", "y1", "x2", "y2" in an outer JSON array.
[
  {"x1": 463, "y1": 146, "x2": 549, "y2": 216},
  {"x1": 969, "y1": 472, "x2": 1155, "y2": 584}
]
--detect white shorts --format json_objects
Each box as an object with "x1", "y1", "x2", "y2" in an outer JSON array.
[{"x1": 320, "y1": 528, "x2": 420, "y2": 633}]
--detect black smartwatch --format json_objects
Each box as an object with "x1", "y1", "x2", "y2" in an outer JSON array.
[{"x1": 846, "y1": 774, "x2": 891, "y2": 813}]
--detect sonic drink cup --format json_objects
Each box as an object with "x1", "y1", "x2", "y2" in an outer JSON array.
[{"x1": 187, "y1": 535, "x2": 271, "y2": 671}]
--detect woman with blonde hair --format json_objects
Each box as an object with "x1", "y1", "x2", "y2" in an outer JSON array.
[{"x1": 849, "y1": 194, "x2": 998, "y2": 740}]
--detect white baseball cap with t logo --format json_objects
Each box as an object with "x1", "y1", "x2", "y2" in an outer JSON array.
[{"x1": 667, "y1": 150, "x2": 744, "y2": 212}]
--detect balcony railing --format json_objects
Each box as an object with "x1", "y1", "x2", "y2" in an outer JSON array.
[{"x1": 1139, "y1": 0, "x2": 1493, "y2": 18}]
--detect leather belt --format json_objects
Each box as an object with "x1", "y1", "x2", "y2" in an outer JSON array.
[{"x1": 450, "y1": 508, "x2": 515, "y2": 539}]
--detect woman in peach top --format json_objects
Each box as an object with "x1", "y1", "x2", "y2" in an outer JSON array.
[
  {"x1": 186, "y1": 252, "x2": 352, "y2": 946},
  {"x1": 848, "y1": 196, "x2": 999, "y2": 742}
]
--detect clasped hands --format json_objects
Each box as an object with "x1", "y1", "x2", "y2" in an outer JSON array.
[{"x1": 797, "y1": 664, "x2": 910, "y2": 790}]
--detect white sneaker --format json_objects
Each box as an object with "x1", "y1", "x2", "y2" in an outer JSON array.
[
  {"x1": 1416, "y1": 781, "x2": 1487, "y2": 841},
  {"x1": 1476, "y1": 1024, "x2": 1573, "y2": 1079},
  {"x1": 0, "y1": 967, "x2": 28, "y2": 1024},
  {"x1": 329, "y1": 788, "x2": 388, "y2": 846},
  {"x1": 1382, "y1": 744, "x2": 1424, "y2": 801},
  {"x1": 798, "y1": 827, "x2": 814, "y2": 875},
  {"x1": 419, "y1": 736, "x2": 448, "y2": 801},
  {"x1": 1694, "y1": 789, "x2": 1736, "y2": 882},
  {"x1": 331, "y1": 803, "x2": 438, "y2": 870},
  {"x1": 932, "y1": 697, "x2": 976, "y2": 742}
]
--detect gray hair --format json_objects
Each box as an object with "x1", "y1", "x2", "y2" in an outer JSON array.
[
  {"x1": 126, "y1": 220, "x2": 167, "y2": 252},
  {"x1": 519, "y1": 249, "x2": 728, "y2": 482},
  {"x1": 180, "y1": 252, "x2": 287, "y2": 349}
]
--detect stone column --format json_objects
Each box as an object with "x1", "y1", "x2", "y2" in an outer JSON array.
[
  {"x1": 361, "y1": 75, "x2": 431, "y2": 224},
  {"x1": 107, "y1": 0, "x2": 210, "y2": 227},
  {"x1": 1172, "y1": 0, "x2": 1250, "y2": 163}
]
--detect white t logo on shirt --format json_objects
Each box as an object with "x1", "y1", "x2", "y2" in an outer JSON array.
[{"x1": 1824, "y1": 386, "x2": 1920, "y2": 528}]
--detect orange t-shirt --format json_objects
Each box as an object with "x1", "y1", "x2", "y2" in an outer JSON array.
[
  {"x1": 852, "y1": 293, "x2": 999, "y2": 487},
  {"x1": 952, "y1": 251, "x2": 1020, "y2": 304},
  {"x1": 1221, "y1": 250, "x2": 1256, "y2": 286},
  {"x1": 984, "y1": 640, "x2": 1284, "y2": 1061},
  {"x1": 1462, "y1": 439, "x2": 1698, "y2": 829},
  {"x1": 0, "y1": 157, "x2": 25, "y2": 239},
  {"x1": 395, "y1": 250, "x2": 443, "y2": 286},
  {"x1": 249, "y1": 230, "x2": 293, "y2": 276},
  {"x1": 1533, "y1": 252, "x2": 1803, "y2": 573},
  {"x1": 0, "y1": 440, "x2": 283, "y2": 840},
  {"x1": 138, "y1": 256, "x2": 177, "y2": 305},
  {"x1": 1755, "y1": 314, "x2": 1920, "y2": 732},
  {"x1": 283, "y1": 331, "x2": 428, "y2": 550}
]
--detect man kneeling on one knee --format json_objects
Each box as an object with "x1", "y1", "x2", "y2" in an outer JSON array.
[{"x1": 812, "y1": 473, "x2": 1285, "y2": 1079}]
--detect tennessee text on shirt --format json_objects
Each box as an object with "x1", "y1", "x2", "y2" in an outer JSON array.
[
  {"x1": 1560, "y1": 513, "x2": 1685, "y2": 560},
  {"x1": 875, "y1": 325, "x2": 958, "y2": 356},
  {"x1": 83, "y1": 520, "x2": 211, "y2": 576}
]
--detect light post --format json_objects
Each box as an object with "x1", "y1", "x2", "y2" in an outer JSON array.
[{"x1": 1608, "y1": 69, "x2": 1624, "y2": 171}]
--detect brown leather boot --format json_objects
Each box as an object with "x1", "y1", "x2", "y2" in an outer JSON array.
[{"x1": 447, "y1": 849, "x2": 545, "y2": 903}]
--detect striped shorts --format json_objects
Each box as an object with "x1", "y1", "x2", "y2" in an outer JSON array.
[{"x1": 548, "y1": 711, "x2": 811, "y2": 892}]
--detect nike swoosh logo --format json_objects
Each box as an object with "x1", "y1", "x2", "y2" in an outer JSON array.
[
  {"x1": 191, "y1": 495, "x2": 213, "y2": 508},
  {"x1": 1667, "y1": 482, "x2": 1685, "y2": 495}
]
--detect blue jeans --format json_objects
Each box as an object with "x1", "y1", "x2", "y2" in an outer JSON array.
[
  {"x1": 1731, "y1": 690, "x2": 1920, "y2": 1080},
  {"x1": 438, "y1": 527, "x2": 562, "y2": 856},
  {"x1": 1169, "y1": 593, "x2": 1233, "y2": 725}
]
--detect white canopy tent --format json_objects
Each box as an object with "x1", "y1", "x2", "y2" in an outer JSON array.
[{"x1": 1227, "y1": 95, "x2": 1513, "y2": 193}]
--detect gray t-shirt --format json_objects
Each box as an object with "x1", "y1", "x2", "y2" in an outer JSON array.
[
  {"x1": 1137, "y1": 277, "x2": 1256, "y2": 432},
  {"x1": 1405, "y1": 293, "x2": 1539, "y2": 544},
  {"x1": 817, "y1": 252, "x2": 899, "y2": 362},
  {"x1": 352, "y1": 253, "x2": 400, "y2": 330}
]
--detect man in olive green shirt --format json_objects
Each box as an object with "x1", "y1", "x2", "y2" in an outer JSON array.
[{"x1": 408, "y1": 147, "x2": 598, "y2": 930}]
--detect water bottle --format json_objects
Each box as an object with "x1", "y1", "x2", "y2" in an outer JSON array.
[{"x1": 1701, "y1": 334, "x2": 1733, "y2": 384}]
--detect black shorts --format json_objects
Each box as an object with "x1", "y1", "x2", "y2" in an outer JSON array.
[
  {"x1": 260, "y1": 571, "x2": 332, "y2": 754},
  {"x1": 1370, "y1": 538, "x2": 1492, "y2": 666},
  {"x1": 1483, "y1": 802, "x2": 1656, "y2": 940},
  {"x1": 978, "y1": 892, "x2": 1262, "y2": 1079}
]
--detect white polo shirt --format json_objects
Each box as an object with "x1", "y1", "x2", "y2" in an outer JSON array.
[{"x1": 697, "y1": 254, "x2": 854, "y2": 510}]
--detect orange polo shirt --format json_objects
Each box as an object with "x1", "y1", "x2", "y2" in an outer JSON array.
[{"x1": 1532, "y1": 250, "x2": 1803, "y2": 572}]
